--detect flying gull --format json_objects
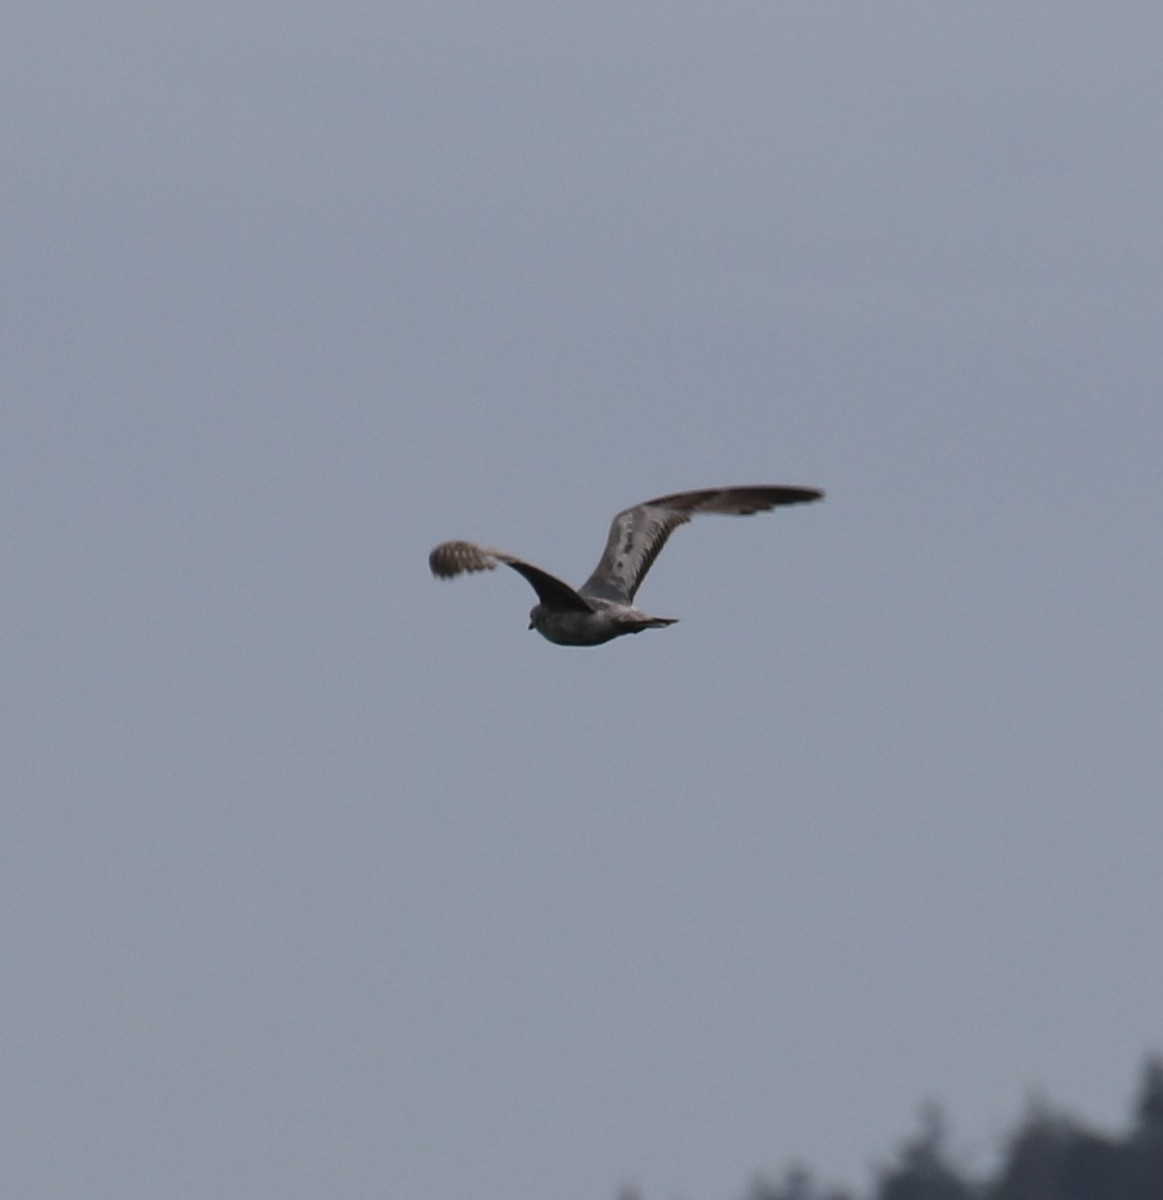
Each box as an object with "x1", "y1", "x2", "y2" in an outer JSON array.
[{"x1": 429, "y1": 484, "x2": 823, "y2": 646}]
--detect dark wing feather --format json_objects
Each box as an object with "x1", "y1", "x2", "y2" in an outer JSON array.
[
  {"x1": 579, "y1": 485, "x2": 823, "y2": 602},
  {"x1": 429, "y1": 540, "x2": 594, "y2": 612}
]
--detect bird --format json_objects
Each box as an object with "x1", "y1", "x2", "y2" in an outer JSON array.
[{"x1": 428, "y1": 484, "x2": 823, "y2": 646}]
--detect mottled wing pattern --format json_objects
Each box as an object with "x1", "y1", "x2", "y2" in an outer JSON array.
[
  {"x1": 428, "y1": 540, "x2": 505, "y2": 577},
  {"x1": 579, "y1": 485, "x2": 824, "y2": 602},
  {"x1": 429, "y1": 540, "x2": 593, "y2": 612}
]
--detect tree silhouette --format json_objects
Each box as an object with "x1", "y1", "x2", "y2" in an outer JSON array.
[
  {"x1": 747, "y1": 1163, "x2": 852, "y2": 1200},
  {"x1": 617, "y1": 1054, "x2": 1163, "y2": 1200},
  {"x1": 1127, "y1": 1056, "x2": 1163, "y2": 1200},
  {"x1": 873, "y1": 1103, "x2": 977, "y2": 1200}
]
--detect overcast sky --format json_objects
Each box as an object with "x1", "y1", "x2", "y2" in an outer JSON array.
[{"x1": 4, "y1": 5, "x2": 1161, "y2": 1199}]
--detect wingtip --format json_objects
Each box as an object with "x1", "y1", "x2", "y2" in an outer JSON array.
[
  {"x1": 762, "y1": 485, "x2": 824, "y2": 507},
  {"x1": 429, "y1": 540, "x2": 498, "y2": 578}
]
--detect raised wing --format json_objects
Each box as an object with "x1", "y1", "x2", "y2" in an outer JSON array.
[
  {"x1": 578, "y1": 485, "x2": 823, "y2": 603},
  {"x1": 429, "y1": 541, "x2": 594, "y2": 612}
]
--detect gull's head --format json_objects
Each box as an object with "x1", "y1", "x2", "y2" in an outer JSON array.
[{"x1": 528, "y1": 604, "x2": 545, "y2": 631}]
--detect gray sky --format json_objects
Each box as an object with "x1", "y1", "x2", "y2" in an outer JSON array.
[{"x1": 4, "y1": 4, "x2": 1161, "y2": 1199}]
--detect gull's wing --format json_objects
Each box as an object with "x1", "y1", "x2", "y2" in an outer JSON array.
[
  {"x1": 429, "y1": 541, "x2": 594, "y2": 612},
  {"x1": 578, "y1": 485, "x2": 824, "y2": 603}
]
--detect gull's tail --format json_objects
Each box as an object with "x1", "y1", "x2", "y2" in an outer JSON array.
[{"x1": 622, "y1": 614, "x2": 678, "y2": 634}]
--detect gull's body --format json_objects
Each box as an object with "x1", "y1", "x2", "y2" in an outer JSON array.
[{"x1": 429, "y1": 485, "x2": 823, "y2": 646}]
